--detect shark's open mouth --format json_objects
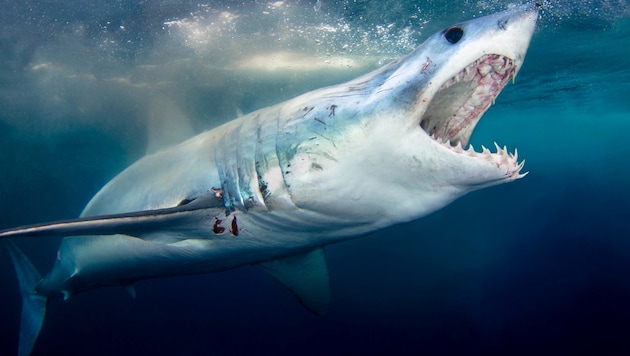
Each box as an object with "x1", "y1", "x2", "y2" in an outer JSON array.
[{"x1": 419, "y1": 53, "x2": 526, "y2": 177}]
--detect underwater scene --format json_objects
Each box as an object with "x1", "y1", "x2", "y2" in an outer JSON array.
[{"x1": 0, "y1": 0, "x2": 629, "y2": 355}]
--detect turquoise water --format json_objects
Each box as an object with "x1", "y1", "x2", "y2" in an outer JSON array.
[{"x1": 1, "y1": 1, "x2": 629, "y2": 354}]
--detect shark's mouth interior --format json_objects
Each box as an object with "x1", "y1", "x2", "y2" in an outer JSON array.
[
  {"x1": 418, "y1": 53, "x2": 525, "y2": 177},
  {"x1": 420, "y1": 54, "x2": 515, "y2": 148}
]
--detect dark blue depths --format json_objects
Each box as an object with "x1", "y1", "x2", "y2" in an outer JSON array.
[{"x1": 1, "y1": 1, "x2": 629, "y2": 355}]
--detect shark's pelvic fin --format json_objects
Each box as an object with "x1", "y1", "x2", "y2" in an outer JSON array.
[
  {"x1": 7, "y1": 242, "x2": 47, "y2": 356},
  {"x1": 124, "y1": 284, "x2": 137, "y2": 299},
  {"x1": 256, "y1": 247, "x2": 331, "y2": 315}
]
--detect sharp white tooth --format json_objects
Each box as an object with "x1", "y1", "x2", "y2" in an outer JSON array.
[
  {"x1": 481, "y1": 145, "x2": 490, "y2": 155},
  {"x1": 502, "y1": 145, "x2": 508, "y2": 155},
  {"x1": 493, "y1": 142, "x2": 501, "y2": 153},
  {"x1": 512, "y1": 67, "x2": 518, "y2": 84},
  {"x1": 468, "y1": 144, "x2": 475, "y2": 153},
  {"x1": 516, "y1": 161, "x2": 529, "y2": 177},
  {"x1": 513, "y1": 148, "x2": 518, "y2": 161},
  {"x1": 478, "y1": 64, "x2": 492, "y2": 76}
]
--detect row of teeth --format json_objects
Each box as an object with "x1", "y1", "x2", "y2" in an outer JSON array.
[
  {"x1": 432, "y1": 55, "x2": 517, "y2": 141},
  {"x1": 440, "y1": 55, "x2": 516, "y2": 91},
  {"x1": 431, "y1": 133, "x2": 528, "y2": 178}
]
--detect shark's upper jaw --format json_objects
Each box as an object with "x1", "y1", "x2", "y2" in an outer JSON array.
[{"x1": 420, "y1": 53, "x2": 516, "y2": 148}]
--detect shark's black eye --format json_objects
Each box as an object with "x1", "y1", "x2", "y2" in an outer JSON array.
[{"x1": 444, "y1": 27, "x2": 464, "y2": 44}]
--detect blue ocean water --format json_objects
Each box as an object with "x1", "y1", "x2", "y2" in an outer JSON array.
[{"x1": 0, "y1": 0, "x2": 629, "y2": 355}]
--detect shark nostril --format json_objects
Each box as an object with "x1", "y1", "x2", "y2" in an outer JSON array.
[{"x1": 498, "y1": 18, "x2": 509, "y2": 30}]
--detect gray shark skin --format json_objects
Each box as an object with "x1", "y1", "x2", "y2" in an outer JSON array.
[{"x1": 1, "y1": 4, "x2": 538, "y2": 356}]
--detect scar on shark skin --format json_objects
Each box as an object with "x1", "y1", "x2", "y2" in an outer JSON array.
[
  {"x1": 230, "y1": 215, "x2": 239, "y2": 236},
  {"x1": 421, "y1": 57, "x2": 432, "y2": 74},
  {"x1": 212, "y1": 187, "x2": 223, "y2": 198},
  {"x1": 328, "y1": 104, "x2": 337, "y2": 117},
  {"x1": 213, "y1": 217, "x2": 226, "y2": 234}
]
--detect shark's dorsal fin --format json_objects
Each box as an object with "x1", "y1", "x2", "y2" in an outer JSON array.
[
  {"x1": 256, "y1": 248, "x2": 331, "y2": 315},
  {"x1": 145, "y1": 96, "x2": 196, "y2": 154}
]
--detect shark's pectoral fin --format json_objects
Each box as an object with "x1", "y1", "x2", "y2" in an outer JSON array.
[
  {"x1": 0, "y1": 194, "x2": 224, "y2": 240},
  {"x1": 256, "y1": 248, "x2": 331, "y2": 315}
]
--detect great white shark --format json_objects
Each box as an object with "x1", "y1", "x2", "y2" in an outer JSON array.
[{"x1": 1, "y1": 4, "x2": 538, "y2": 355}]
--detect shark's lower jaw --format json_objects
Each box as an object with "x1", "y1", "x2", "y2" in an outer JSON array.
[{"x1": 419, "y1": 53, "x2": 527, "y2": 179}]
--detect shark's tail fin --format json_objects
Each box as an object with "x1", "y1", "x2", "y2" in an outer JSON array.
[{"x1": 7, "y1": 242, "x2": 47, "y2": 356}]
